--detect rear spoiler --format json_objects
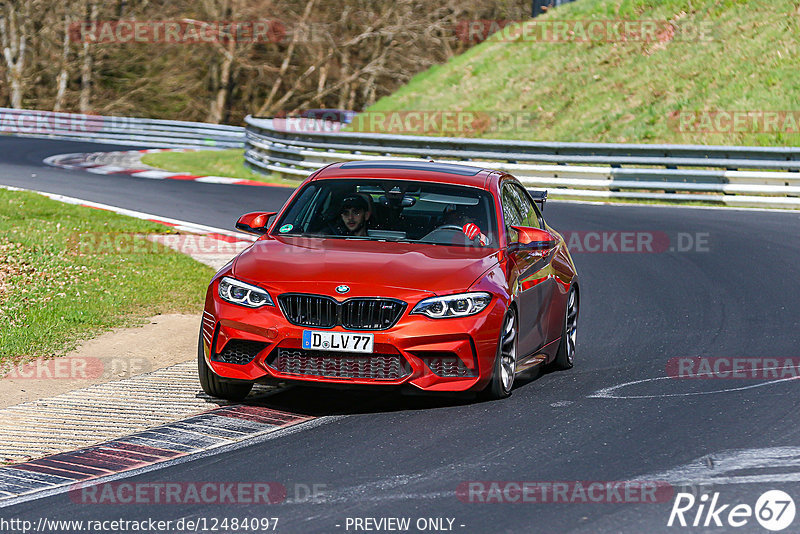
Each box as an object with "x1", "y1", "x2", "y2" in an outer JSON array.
[{"x1": 529, "y1": 190, "x2": 547, "y2": 212}]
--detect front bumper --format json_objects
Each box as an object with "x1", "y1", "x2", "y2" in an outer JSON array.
[{"x1": 202, "y1": 289, "x2": 506, "y2": 392}]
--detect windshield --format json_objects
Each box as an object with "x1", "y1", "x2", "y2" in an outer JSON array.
[{"x1": 273, "y1": 179, "x2": 498, "y2": 247}]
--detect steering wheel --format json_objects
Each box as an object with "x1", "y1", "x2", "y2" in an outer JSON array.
[{"x1": 421, "y1": 224, "x2": 482, "y2": 246}]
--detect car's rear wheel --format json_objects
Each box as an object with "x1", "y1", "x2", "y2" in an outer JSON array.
[
  {"x1": 483, "y1": 309, "x2": 517, "y2": 399},
  {"x1": 552, "y1": 287, "x2": 578, "y2": 370},
  {"x1": 197, "y1": 331, "x2": 253, "y2": 401}
]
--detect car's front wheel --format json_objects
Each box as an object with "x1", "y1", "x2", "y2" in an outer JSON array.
[
  {"x1": 552, "y1": 286, "x2": 578, "y2": 370},
  {"x1": 197, "y1": 331, "x2": 253, "y2": 401},
  {"x1": 483, "y1": 309, "x2": 517, "y2": 399}
]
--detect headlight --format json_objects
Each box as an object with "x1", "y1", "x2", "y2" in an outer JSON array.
[
  {"x1": 411, "y1": 292, "x2": 491, "y2": 319},
  {"x1": 218, "y1": 276, "x2": 273, "y2": 308}
]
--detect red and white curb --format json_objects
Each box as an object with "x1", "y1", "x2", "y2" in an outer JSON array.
[
  {"x1": 0, "y1": 401, "x2": 316, "y2": 505},
  {"x1": 44, "y1": 149, "x2": 289, "y2": 188},
  {"x1": 0, "y1": 360, "x2": 280, "y2": 466}
]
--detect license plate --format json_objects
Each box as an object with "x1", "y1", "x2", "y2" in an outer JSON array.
[{"x1": 302, "y1": 330, "x2": 374, "y2": 353}]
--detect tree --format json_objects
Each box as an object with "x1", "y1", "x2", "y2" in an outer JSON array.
[
  {"x1": 0, "y1": 1, "x2": 29, "y2": 108},
  {"x1": 0, "y1": 0, "x2": 531, "y2": 121}
]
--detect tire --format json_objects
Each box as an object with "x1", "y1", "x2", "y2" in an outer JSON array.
[
  {"x1": 197, "y1": 331, "x2": 253, "y2": 401},
  {"x1": 552, "y1": 286, "x2": 578, "y2": 370},
  {"x1": 482, "y1": 309, "x2": 518, "y2": 400}
]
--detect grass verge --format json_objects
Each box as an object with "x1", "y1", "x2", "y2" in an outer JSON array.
[
  {"x1": 141, "y1": 149, "x2": 300, "y2": 187},
  {"x1": 0, "y1": 189, "x2": 214, "y2": 365}
]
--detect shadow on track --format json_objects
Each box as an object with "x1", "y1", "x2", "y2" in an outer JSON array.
[{"x1": 236, "y1": 365, "x2": 547, "y2": 417}]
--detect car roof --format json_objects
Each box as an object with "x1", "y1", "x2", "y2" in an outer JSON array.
[{"x1": 311, "y1": 160, "x2": 499, "y2": 189}]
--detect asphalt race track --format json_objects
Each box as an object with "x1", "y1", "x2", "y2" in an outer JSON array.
[
  {"x1": 0, "y1": 136, "x2": 294, "y2": 229},
  {"x1": 2, "y1": 136, "x2": 800, "y2": 533}
]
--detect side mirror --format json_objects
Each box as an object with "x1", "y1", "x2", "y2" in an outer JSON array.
[
  {"x1": 510, "y1": 226, "x2": 558, "y2": 251},
  {"x1": 529, "y1": 190, "x2": 547, "y2": 212},
  {"x1": 235, "y1": 211, "x2": 277, "y2": 235}
]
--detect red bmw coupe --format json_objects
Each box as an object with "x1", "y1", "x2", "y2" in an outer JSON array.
[{"x1": 199, "y1": 160, "x2": 579, "y2": 400}]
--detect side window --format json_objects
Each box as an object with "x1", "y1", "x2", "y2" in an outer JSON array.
[
  {"x1": 275, "y1": 184, "x2": 319, "y2": 232},
  {"x1": 501, "y1": 185, "x2": 523, "y2": 243},
  {"x1": 508, "y1": 184, "x2": 541, "y2": 229},
  {"x1": 523, "y1": 187, "x2": 545, "y2": 228}
]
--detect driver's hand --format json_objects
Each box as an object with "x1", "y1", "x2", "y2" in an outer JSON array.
[
  {"x1": 463, "y1": 223, "x2": 480, "y2": 240},
  {"x1": 463, "y1": 223, "x2": 489, "y2": 246}
]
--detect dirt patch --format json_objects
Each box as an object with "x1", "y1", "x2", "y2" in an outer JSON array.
[{"x1": 0, "y1": 313, "x2": 199, "y2": 408}]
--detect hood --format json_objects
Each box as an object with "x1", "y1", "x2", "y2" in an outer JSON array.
[{"x1": 232, "y1": 235, "x2": 500, "y2": 299}]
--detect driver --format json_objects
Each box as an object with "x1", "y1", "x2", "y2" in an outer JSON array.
[
  {"x1": 442, "y1": 204, "x2": 489, "y2": 246},
  {"x1": 338, "y1": 194, "x2": 371, "y2": 236}
]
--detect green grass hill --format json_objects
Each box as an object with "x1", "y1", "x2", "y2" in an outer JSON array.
[{"x1": 363, "y1": 0, "x2": 800, "y2": 146}]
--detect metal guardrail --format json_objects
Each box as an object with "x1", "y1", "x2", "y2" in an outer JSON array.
[
  {"x1": 244, "y1": 116, "x2": 800, "y2": 208},
  {"x1": 0, "y1": 107, "x2": 245, "y2": 148}
]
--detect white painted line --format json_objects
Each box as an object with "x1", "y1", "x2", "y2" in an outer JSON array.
[
  {"x1": 588, "y1": 373, "x2": 800, "y2": 399},
  {"x1": 85, "y1": 165, "x2": 128, "y2": 174},
  {"x1": 130, "y1": 170, "x2": 184, "y2": 179},
  {"x1": 195, "y1": 176, "x2": 242, "y2": 184}
]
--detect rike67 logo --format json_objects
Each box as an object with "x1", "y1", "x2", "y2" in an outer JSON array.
[{"x1": 668, "y1": 490, "x2": 795, "y2": 531}]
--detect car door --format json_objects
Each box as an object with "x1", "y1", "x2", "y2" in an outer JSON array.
[{"x1": 502, "y1": 182, "x2": 556, "y2": 360}]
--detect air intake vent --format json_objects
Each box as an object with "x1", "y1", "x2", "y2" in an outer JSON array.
[
  {"x1": 419, "y1": 355, "x2": 477, "y2": 377},
  {"x1": 212, "y1": 339, "x2": 268, "y2": 365},
  {"x1": 269, "y1": 348, "x2": 410, "y2": 380}
]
